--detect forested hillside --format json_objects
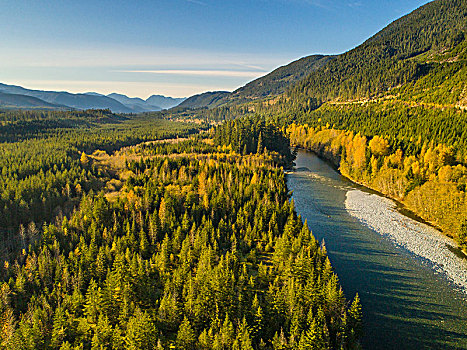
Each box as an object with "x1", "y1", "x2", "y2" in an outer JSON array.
[
  {"x1": 175, "y1": 91, "x2": 230, "y2": 110},
  {"x1": 223, "y1": 55, "x2": 332, "y2": 106},
  {"x1": 286, "y1": 0, "x2": 467, "y2": 103},
  {"x1": 172, "y1": 56, "x2": 332, "y2": 111}
]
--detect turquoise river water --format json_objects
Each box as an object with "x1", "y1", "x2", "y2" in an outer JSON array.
[{"x1": 287, "y1": 150, "x2": 467, "y2": 349}]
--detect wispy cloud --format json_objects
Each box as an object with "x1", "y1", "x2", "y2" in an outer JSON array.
[
  {"x1": 186, "y1": 0, "x2": 207, "y2": 6},
  {"x1": 117, "y1": 69, "x2": 266, "y2": 78},
  {"x1": 276, "y1": 0, "x2": 333, "y2": 10},
  {"x1": 231, "y1": 62, "x2": 266, "y2": 71},
  {"x1": 347, "y1": 1, "x2": 362, "y2": 8}
]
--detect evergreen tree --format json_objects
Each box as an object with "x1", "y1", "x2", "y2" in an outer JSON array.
[{"x1": 176, "y1": 316, "x2": 196, "y2": 350}]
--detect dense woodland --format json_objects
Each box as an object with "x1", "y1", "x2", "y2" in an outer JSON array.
[
  {"x1": 0, "y1": 111, "x2": 361, "y2": 349},
  {"x1": 213, "y1": 118, "x2": 296, "y2": 169},
  {"x1": 0, "y1": 109, "x2": 197, "y2": 263}
]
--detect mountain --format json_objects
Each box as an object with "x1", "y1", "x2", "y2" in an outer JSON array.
[
  {"x1": 225, "y1": 55, "x2": 332, "y2": 105},
  {"x1": 107, "y1": 93, "x2": 162, "y2": 112},
  {"x1": 286, "y1": 0, "x2": 467, "y2": 104},
  {"x1": 275, "y1": 0, "x2": 467, "y2": 251},
  {"x1": 0, "y1": 83, "x2": 134, "y2": 113},
  {"x1": 176, "y1": 91, "x2": 230, "y2": 109},
  {"x1": 146, "y1": 95, "x2": 186, "y2": 109},
  {"x1": 84, "y1": 92, "x2": 105, "y2": 96},
  {"x1": 173, "y1": 55, "x2": 332, "y2": 110},
  {"x1": 0, "y1": 92, "x2": 67, "y2": 109},
  {"x1": 0, "y1": 83, "x2": 188, "y2": 113}
]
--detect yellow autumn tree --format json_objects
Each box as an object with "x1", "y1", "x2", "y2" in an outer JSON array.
[
  {"x1": 352, "y1": 133, "x2": 367, "y2": 169},
  {"x1": 80, "y1": 152, "x2": 89, "y2": 165},
  {"x1": 369, "y1": 136, "x2": 389, "y2": 156}
]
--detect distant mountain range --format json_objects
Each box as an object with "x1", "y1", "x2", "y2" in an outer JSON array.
[
  {"x1": 146, "y1": 95, "x2": 186, "y2": 110},
  {"x1": 0, "y1": 53, "x2": 333, "y2": 113},
  {"x1": 0, "y1": 83, "x2": 186, "y2": 113},
  {"x1": 0, "y1": 53, "x2": 336, "y2": 113}
]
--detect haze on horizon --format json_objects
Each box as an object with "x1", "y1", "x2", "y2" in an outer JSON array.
[{"x1": 0, "y1": 0, "x2": 431, "y2": 98}]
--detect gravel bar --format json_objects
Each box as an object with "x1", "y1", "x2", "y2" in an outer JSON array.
[{"x1": 345, "y1": 189, "x2": 467, "y2": 294}]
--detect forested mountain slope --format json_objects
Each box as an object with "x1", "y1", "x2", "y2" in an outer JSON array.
[
  {"x1": 175, "y1": 91, "x2": 230, "y2": 109},
  {"x1": 286, "y1": 0, "x2": 467, "y2": 103},
  {"x1": 224, "y1": 55, "x2": 332, "y2": 106},
  {"x1": 173, "y1": 55, "x2": 332, "y2": 110}
]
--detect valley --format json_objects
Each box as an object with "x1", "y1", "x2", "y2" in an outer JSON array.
[{"x1": 1, "y1": 0, "x2": 467, "y2": 348}]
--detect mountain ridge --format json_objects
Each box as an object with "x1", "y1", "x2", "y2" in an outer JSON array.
[
  {"x1": 146, "y1": 95, "x2": 186, "y2": 109},
  {"x1": 107, "y1": 93, "x2": 162, "y2": 112},
  {"x1": 175, "y1": 91, "x2": 230, "y2": 110},
  {"x1": 0, "y1": 92, "x2": 69, "y2": 110},
  {"x1": 171, "y1": 54, "x2": 334, "y2": 110},
  {"x1": 0, "y1": 83, "x2": 186, "y2": 113},
  {"x1": 0, "y1": 83, "x2": 134, "y2": 113}
]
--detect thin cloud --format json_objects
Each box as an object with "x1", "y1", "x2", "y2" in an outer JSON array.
[
  {"x1": 117, "y1": 69, "x2": 266, "y2": 78},
  {"x1": 347, "y1": 1, "x2": 362, "y2": 8},
  {"x1": 232, "y1": 62, "x2": 266, "y2": 71},
  {"x1": 186, "y1": 0, "x2": 207, "y2": 5}
]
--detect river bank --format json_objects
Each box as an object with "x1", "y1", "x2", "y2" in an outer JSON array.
[
  {"x1": 292, "y1": 140, "x2": 467, "y2": 252},
  {"x1": 288, "y1": 124, "x2": 467, "y2": 252},
  {"x1": 289, "y1": 150, "x2": 467, "y2": 349},
  {"x1": 345, "y1": 189, "x2": 467, "y2": 294},
  {"x1": 293, "y1": 148, "x2": 467, "y2": 291}
]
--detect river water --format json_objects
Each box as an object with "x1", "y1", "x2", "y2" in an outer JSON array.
[{"x1": 287, "y1": 150, "x2": 467, "y2": 349}]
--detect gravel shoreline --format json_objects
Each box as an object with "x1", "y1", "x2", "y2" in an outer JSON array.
[{"x1": 345, "y1": 189, "x2": 467, "y2": 294}]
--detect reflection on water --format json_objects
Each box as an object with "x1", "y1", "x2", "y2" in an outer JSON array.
[{"x1": 288, "y1": 150, "x2": 467, "y2": 350}]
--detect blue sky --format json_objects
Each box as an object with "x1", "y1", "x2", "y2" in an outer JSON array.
[{"x1": 0, "y1": 0, "x2": 431, "y2": 98}]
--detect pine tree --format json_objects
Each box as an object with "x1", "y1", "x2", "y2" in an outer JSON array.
[
  {"x1": 125, "y1": 309, "x2": 156, "y2": 350},
  {"x1": 235, "y1": 317, "x2": 254, "y2": 350},
  {"x1": 257, "y1": 132, "x2": 264, "y2": 154},
  {"x1": 176, "y1": 316, "x2": 196, "y2": 350},
  {"x1": 348, "y1": 293, "x2": 363, "y2": 344},
  {"x1": 51, "y1": 307, "x2": 68, "y2": 348},
  {"x1": 298, "y1": 319, "x2": 327, "y2": 350},
  {"x1": 91, "y1": 314, "x2": 113, "y2": 349},
  {"x1": 84, "y1": 279, "x2": 101, "y2": 325}
]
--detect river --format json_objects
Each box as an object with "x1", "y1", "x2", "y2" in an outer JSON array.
[{"x1": 287, "y1": 150, "x2": 467, "y2": 349}]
